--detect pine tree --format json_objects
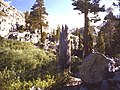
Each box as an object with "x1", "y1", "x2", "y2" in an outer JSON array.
[
  {"x1": 24, "y1": 11, "x2": 31, "y2": 30},
  {"x1": 97, "y1": 11, "x2": 120, "y2": 57},
  {"x1": 111, "y1": 0, "x2": 120, "y2": 56},
  {"x1": 96, "y1": 30, "x2": 105, "y2": 54},
  {"x1": 30, "y1": 0, "x2": 48, "y2": 43},
  {"x1": 55, "y1": 25, "x2": 61, "y2": 42},
  {"x1": 112, "y1": 22, "x2": 120, "y2": 56},
  {"x1": 72, "y1": 0, "x2": 105, "y2": 58}
]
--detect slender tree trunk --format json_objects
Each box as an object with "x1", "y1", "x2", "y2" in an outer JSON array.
[
  {"x1": 40, "y1": 25, "x2": 43, "y2": 43},
  {"x1": 83, "y1": 10, "x2": 89, "y2": 59}
]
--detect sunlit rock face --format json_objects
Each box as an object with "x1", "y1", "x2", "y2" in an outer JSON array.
[{"x1": 0, "y1": 0, "x2": 25, "y2": 37}]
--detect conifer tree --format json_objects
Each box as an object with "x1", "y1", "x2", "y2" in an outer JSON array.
[
  {"x1": 111, "y1": 22, "x2": 120, "y2": 56},
  {"x1": 24, "y1": 11, "x2": 31, "y2": 30},
  {"x1": 55, "y1": 25, "x2": 61, "y2": 42},
  {"x1": 30, "y1": 0, "x2": 48, "y2": 43},
  {"x1": 96, "y1": 31, "x2": 105, "y2": 54},
  {"x1": 72, "y1": 0, "x2": 105, "y2": 58},
  {"x1": 98, "y1": 10, "x2": 120, "y2": 57}
]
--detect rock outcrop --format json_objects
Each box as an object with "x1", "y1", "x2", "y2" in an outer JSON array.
[
  {"x1": 79, "y1": 53, "x2": 109, "y2": 84},
  {"x1": 0, "y1": 1, "x2": 25, "y2": 37}
]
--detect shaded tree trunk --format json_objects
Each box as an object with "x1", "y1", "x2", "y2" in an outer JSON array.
[
  {"x1": 72, "y1": 0, "x2": 105, "y2": 59},
  {"x1": 83, "y1": 10, "x2": 90, "y2": 58},
  {"x1": 40, "y1": 25, "x2": 43, "y2": 43}
]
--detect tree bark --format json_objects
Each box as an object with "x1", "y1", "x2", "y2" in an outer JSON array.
[
  {"x1": 83, "y1": 10, "x2": 89, "y2": 59},
  {"x1": 40, "y1": 25, "x2": 43, "y2": 43}
]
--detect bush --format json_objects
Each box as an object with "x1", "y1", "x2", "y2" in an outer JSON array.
[
  {"x1": 0, "y1": 38, "x2": 34, "y2": 50},
  {"x1": 71, "y1": 56, "x2": 82, "y2": 74},
  {"x1": 0, "y1": 38, "x2": 77, "y2": 90},
  {"x1": 49, "y1": 73, "x2": 71, "y2": 90},
  {"x1": 0, "y1": 38, "x2": 58, "y2": 89},
  {"x1": 0, "y1": 68, "x2": 17, "y2": 90}
]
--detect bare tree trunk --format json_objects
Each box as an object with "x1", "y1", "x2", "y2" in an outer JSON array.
[
  {"x1": 83, "y1": 11, "x2": 89, "y2": 59},
  {"x1": 40, "y1": 25, "x2": 43, "y2": 43}
]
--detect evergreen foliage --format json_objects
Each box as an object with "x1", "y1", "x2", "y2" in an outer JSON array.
[
  {"x1": 55, "y1": 25, "x2": 61, "y2": 42},
  {"x1": 0, "y1": 37, "x2": 75, "y2": 89},
  {"x1": 96, "y1": 11, "x2": 120, "y2": 57},
  {"x1": 111, "y1": 19, "x2": 120, "y2": 56},
  {"x1": 30, "y1": 0, "x2": 48, "y2": 43},
  {"x1": 24, "y1": 11, "x2": 31, "y2": 30},
  {"x1": 96, "y1": 31, "x2": 105, "y2": 54},
  {"x1": 72, "y1": 0, "x2": 105, "y2": 58}
]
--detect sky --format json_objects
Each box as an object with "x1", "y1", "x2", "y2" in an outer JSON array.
[{"x1": 4, "y1": 0, "x2": 118, "y2": 29}]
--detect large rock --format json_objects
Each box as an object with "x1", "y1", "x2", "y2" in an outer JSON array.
[
  {"x1": 79, "y1": 53, "x2": 109, "y2": 84},
  {"x1": 113, "y1": 72, "x2": 120, "y2": 90}
]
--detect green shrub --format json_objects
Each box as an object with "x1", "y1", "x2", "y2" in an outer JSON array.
[
  {"x1": 49, "y1": 73, "x2": 71, "y2": 90},
  {"x1": 0, "y1": 38, "x2": 58, "y2": 89},
  {"x1": 0, "y1": 38, "x2": 76, "y2": 90},
  {"x1": 71, "y1": 56, "x2": 82, "y2": 73},
  {"x1": 0, "y1": 68, "x2": 18, "y2": 90},
  {"x1": 0, "y1": 38, "x2": 34, "y2": 50}
]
